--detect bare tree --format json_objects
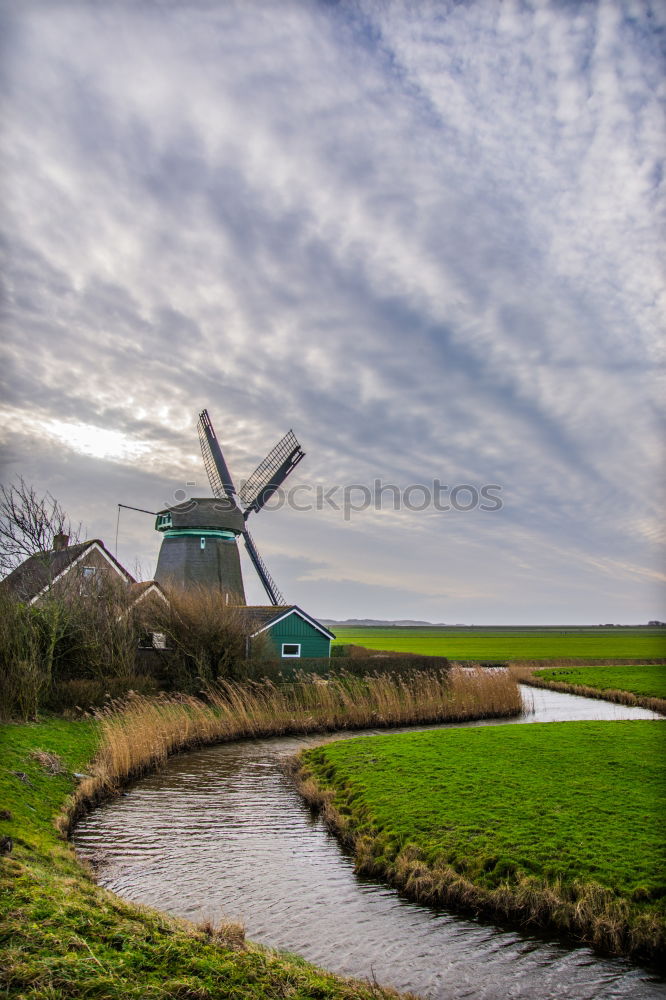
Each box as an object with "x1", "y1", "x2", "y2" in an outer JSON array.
[{"x1": 0, "y1": 477, "x2": 82, "y2": 576}]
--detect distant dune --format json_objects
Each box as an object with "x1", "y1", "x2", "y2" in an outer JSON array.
[
  {"x1": 321, "y1": 621, "x2": 663, "y2": 629},
  {"x1": 321, "y1": 618, "x2": 450, "y2": 627}
]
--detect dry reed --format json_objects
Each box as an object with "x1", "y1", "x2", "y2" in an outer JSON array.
[
  {"x1": 62, "y1": 666, "x2": 522, "y2": 832},
  {"x1": 509, "y1": 663, "x2": 666, "y2": 715}
]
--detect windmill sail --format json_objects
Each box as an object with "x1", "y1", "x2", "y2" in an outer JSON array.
[
  {"x1": 240, "y1": 430, "x2": 305, "y2": 515},
  {"x1": 194, "y1": 408, "x2": 294, "y2": 606},
  {"x1": 242, "y1": 529, "x2": 285, "y2": 605},
  {"x1": 198, "y1": 409, "x2": 236, "y2": 501}
]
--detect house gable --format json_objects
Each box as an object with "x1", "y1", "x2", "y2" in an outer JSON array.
[
  {"x1": 129, "y1": 581, "x2": 169, "y2": 608},
  {"x1": 29, "y1": 541, "x2": 134, "y2": 605},
  {"x1": 1, "y1": 539, "x2": 136, "y2": 606},
  {"x1": 248, "y1": 606, "x2": 334, "y2": 659},
  {"x1": 249, "y1": 605, "x2": 335, "y2": 641}
]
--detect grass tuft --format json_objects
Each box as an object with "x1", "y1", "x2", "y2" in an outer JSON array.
[{"x1": 29, "y1": 748, "x2": 65, "y2": 774}]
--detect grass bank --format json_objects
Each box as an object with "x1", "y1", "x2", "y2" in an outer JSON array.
[
  {"x1": 1, "y1": 668, "x2": 519, "y2": 999},
  {"x1": 331, "y1": 626, "x2": 666, "y2": 661},
  {"x1": 293, "y1": 721, "x2": 666, "y2": 964},
  {"x1": 511, "y1": 663, "x2": 666, "y2": 714},
  {"x1": 0, "y1": 718, "x2": 417, "y2": 1000}
]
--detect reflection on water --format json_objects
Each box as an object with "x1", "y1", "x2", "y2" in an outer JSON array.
[{"x1": 74, "y1": 686, "x2": 665, "y2": 999}]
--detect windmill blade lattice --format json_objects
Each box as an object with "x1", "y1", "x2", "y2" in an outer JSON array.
[
  {"x1": 240, "y1": 429, "x2": 305, "y2": 515},
  {"x1": 198, "y1": 409, "x2": 237, "y2": 501},
  {"x1": 242, "y1": 528, "x2": 285, "y2": 606}
]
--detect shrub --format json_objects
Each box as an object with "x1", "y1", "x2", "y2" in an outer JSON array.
[
  {"x1": 45, "y1": 675, "x2": 160, "y2": 714},
  {"x1": 0, "y1": 589, "x2": 46, "y2": 720},
  {"x1": 149, "y1": 587, "x2": 259, "y2": 688},
  {"x1": 232, "y1": 653, "x2": 451, "y2": 685},
  {"x1": 0, "y1": 582, "x2": 151, "y2": 720}
]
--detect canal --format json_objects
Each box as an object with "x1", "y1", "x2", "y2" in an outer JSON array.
[{"x1": 74, "y1": 686, "x2": 664, "y2": 999}]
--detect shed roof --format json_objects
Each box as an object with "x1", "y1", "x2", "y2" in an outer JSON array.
[{"x1": 234, "y1": 605, "x2": 335, "y2": 640}]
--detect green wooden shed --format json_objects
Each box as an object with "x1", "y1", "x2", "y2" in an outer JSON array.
[{"x1": 241, "y1": 605, "x2": 335, "y2": 659}]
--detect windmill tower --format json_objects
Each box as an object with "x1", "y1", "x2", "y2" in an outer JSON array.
[{"x1": 154, "y1": 410, "x2": 305, "y2": 604}]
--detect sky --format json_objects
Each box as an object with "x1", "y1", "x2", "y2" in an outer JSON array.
[{"x1": 1, "y1": 0, "x2": 664, "y2": 624}]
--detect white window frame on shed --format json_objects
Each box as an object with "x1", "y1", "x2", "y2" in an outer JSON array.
[{"x1": 281, "y1": 642, "x2": 301, "y2": 658}]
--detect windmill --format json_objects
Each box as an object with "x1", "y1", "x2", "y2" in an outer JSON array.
[{"x1": 154, "y1": 410, "x2": 305, "y2": 605}]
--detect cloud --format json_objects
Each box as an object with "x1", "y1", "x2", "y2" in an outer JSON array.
[{"x1": 0, "y1": 0, "x2": 663, "y2": 622}]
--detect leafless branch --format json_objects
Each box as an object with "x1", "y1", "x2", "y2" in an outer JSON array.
[{"x1": 0, "y1": 476, "x2": 82, "y2": 575}]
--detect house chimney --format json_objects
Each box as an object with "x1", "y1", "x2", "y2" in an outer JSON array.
[{"x1": 53, "y1": 532, "x2": 69, "y2": 552}]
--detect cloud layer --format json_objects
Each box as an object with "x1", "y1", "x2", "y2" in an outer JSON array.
[{"x1": 1, "y1": 0, "x2": 664, "y2": 622}]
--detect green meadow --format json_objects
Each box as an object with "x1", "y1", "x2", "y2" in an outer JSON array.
[
  {"x1": 533, "y1": 664, "x2": 666, "y2": 700},
  {"x1": 301, "y1": 720, "x2": 666, "y2": 895},
  {"x1": 299, "y1": 720, "x2": 666, "y2": 958},
  {"x1": 332, "y1": 626, "x2": 666, "y2": 661}
]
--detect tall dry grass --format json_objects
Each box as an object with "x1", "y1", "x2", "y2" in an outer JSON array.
[
  {"x1": 508, "y1": 663, "x2": 666, "y2": 715},
  {"x1": 63, "y1": 666, "x2": 522, "y2": 828}
]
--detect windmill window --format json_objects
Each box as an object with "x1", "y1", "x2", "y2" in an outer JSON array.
[
  {"x1": 281, "y1": 643, "x2": 301, "y2": 658},
  {"x1": 200, "y1": 537, "x2": 206, "y2": 550}
]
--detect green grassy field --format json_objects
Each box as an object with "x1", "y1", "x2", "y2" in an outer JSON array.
[
  {"x1": 299, "y1": 720, "x2": 666, "y2": 958},
  {"x1": 332, "y1": 626, "x2": 666, "y2": 661},
  {"x1": 533, "y1": 664, "x2": 666, "y2": 700},
  {"x1": 0, "y1": 720, "x2": 407, "y2": 1000}
]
